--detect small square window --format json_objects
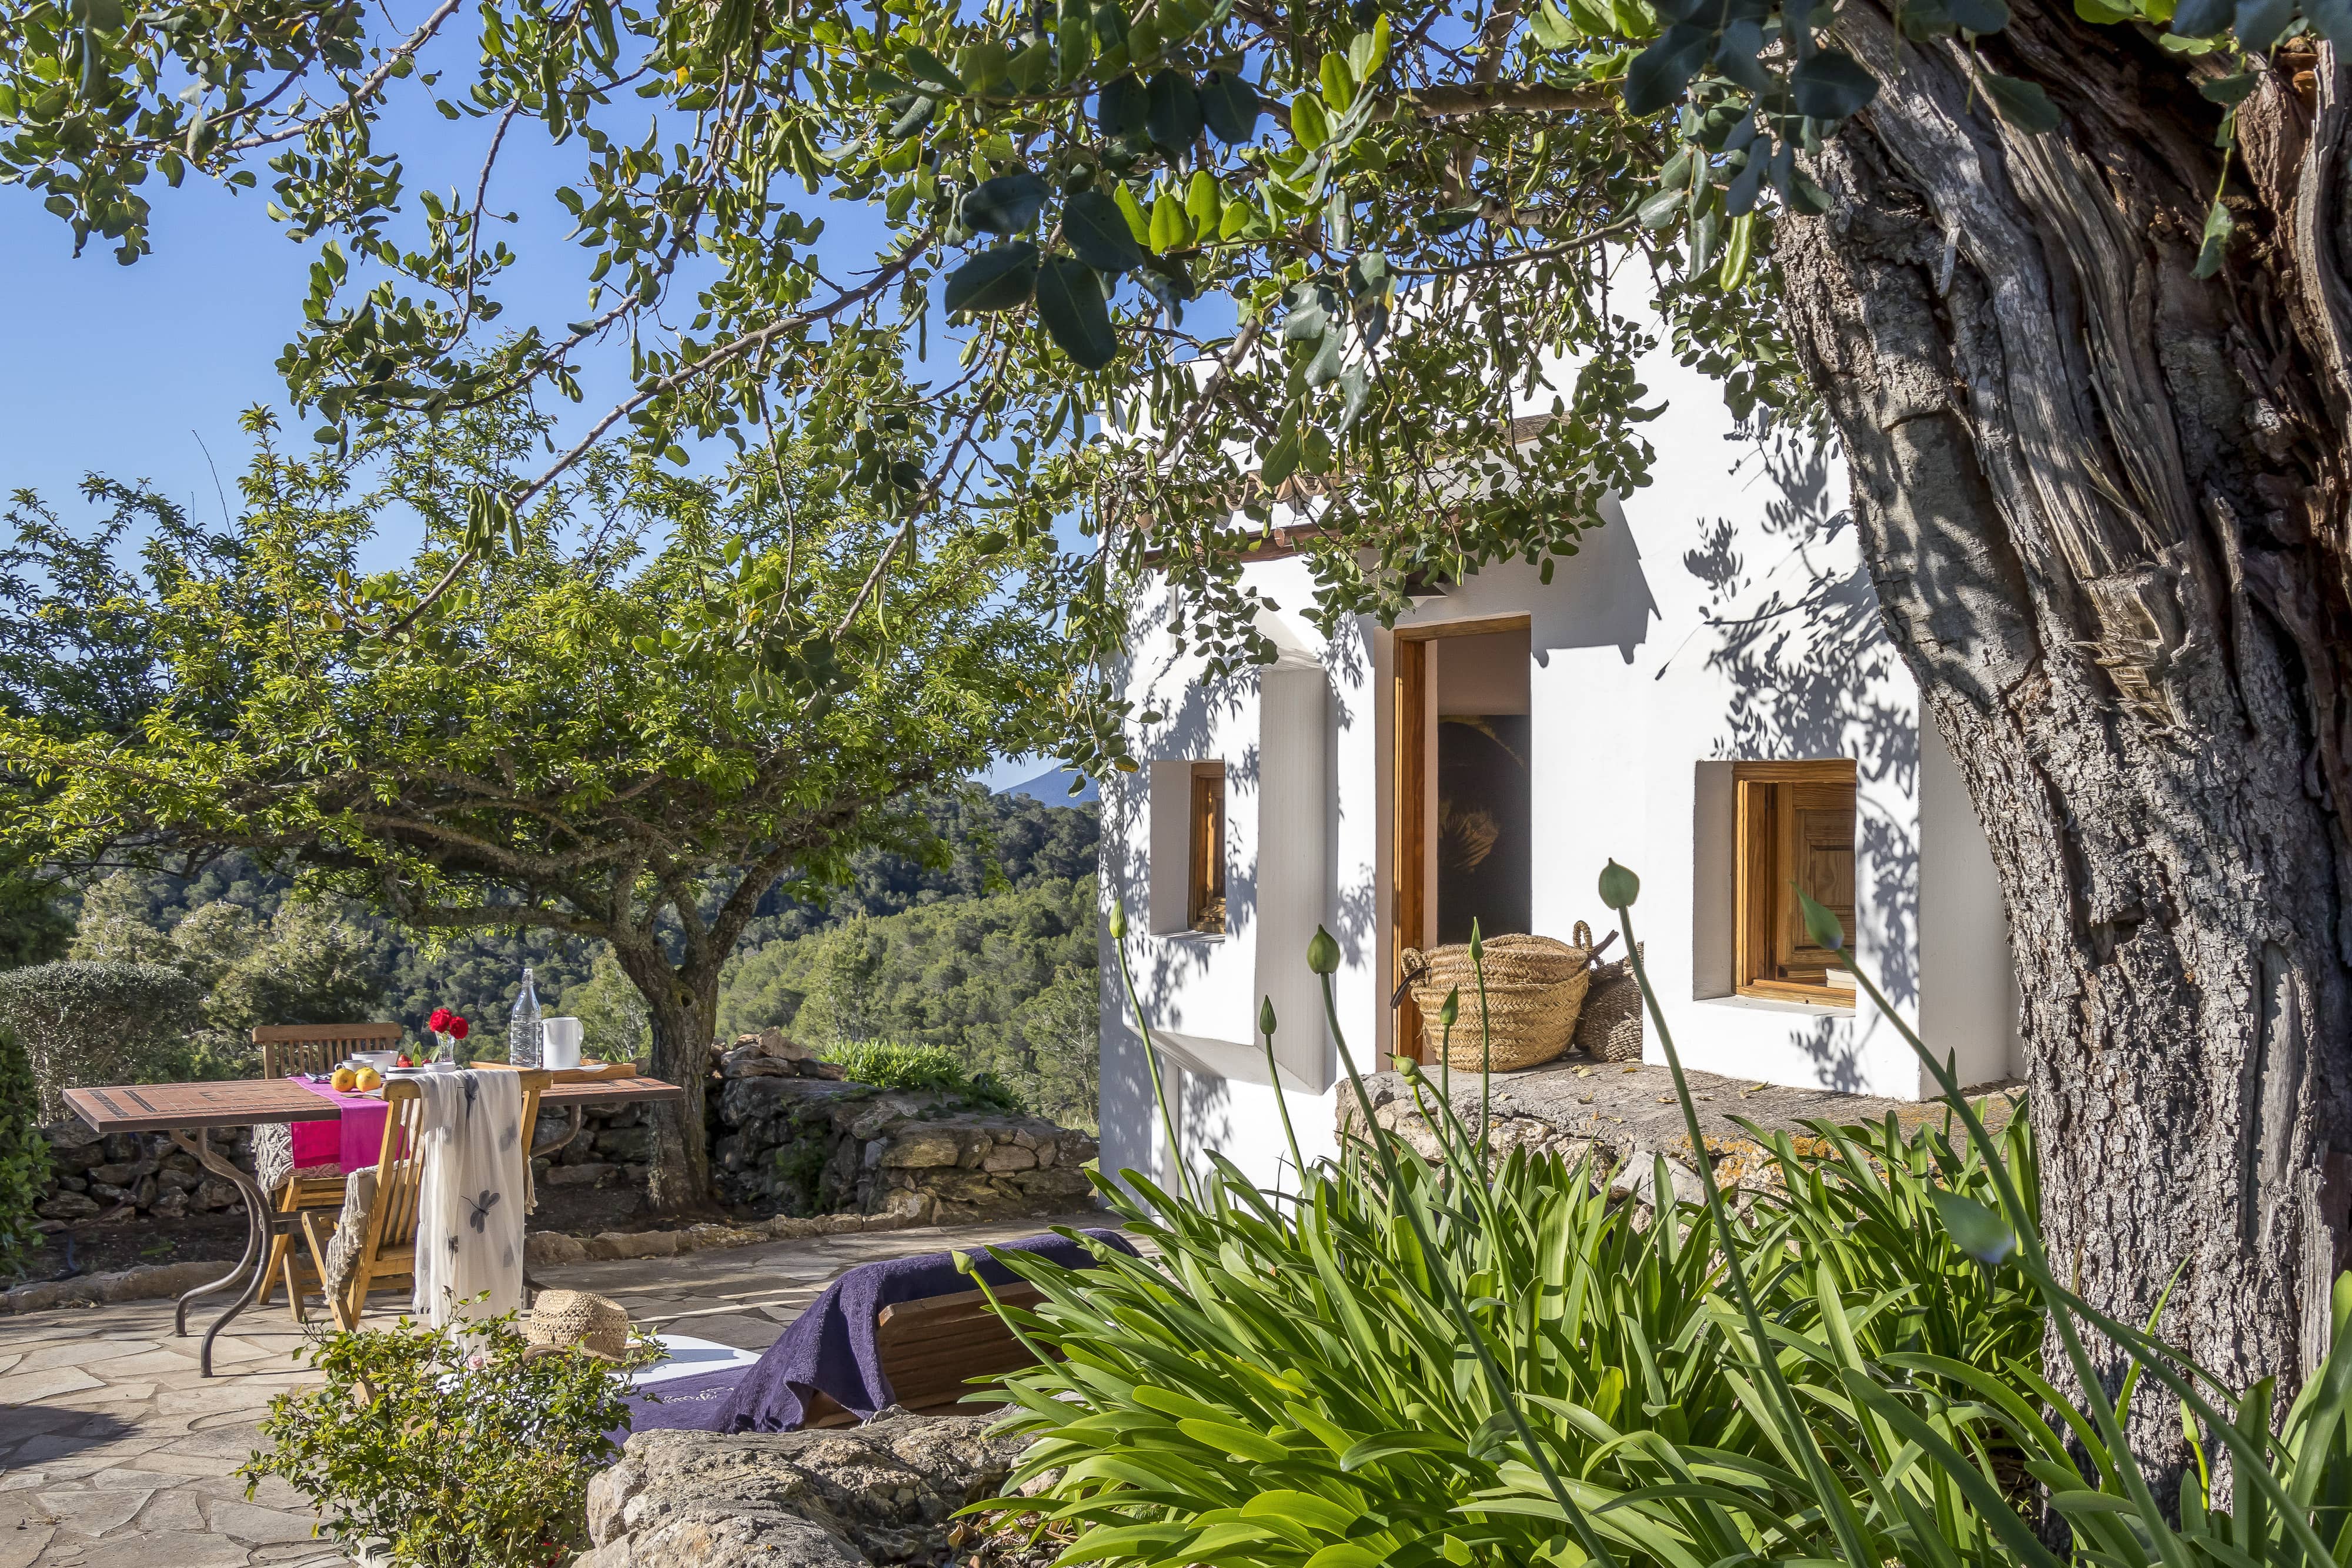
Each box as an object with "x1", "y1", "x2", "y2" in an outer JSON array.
[
  {"x1": 1187, "y1": 763, "x2": 1226, "y2": 935},
  {"x1": 1733, "y1": 759, "x2": 1856, "y2": 1005}
]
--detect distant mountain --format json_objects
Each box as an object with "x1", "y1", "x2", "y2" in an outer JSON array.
[{"x1": 1001, "y1": 765, "x2": 1098, "y2": 804}]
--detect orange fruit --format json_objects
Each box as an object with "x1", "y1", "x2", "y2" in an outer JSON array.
[
  {"x1": 354, "y1": 1067, "x2": 382, "y2": 1091},
  {"x1": 330, "y1": 1067, "x2": 358, "y2": 1092}
]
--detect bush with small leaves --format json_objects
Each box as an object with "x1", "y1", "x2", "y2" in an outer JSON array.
[
  {"x1": 0, "y1": 961, "x2": 205, "y2": 1118},
  {"x1": 0, "y1": 1025, "x2": 49, "y2": 1277},
  {"x1": 238, "y1": 1308, "x2": 658, "y2": 1568}
]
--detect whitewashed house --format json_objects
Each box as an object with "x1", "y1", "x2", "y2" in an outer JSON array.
[{"x1": 1096, "y1": 315, "x2": 2023, "y2": 1198}]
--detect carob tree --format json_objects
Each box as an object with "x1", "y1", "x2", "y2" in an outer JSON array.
[{"x1": 4, "y1": 0, "x2": 2349, "y2": 1451}]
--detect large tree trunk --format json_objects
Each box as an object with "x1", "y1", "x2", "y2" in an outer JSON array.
[
  {"x1": 1777, "y1": 6, "x2": 2352, "y2": 1463},
  {"x1": 613, "y1": 941, "x2": 719, "y2": 1214}
]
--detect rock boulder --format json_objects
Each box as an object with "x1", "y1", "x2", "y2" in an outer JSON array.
[{"x1": 579, "y1": 1411, "x2": 1025, "y2": 1568}]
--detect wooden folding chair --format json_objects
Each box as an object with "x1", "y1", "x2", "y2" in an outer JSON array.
[
  {"x1": 255, "y1": 1022, "x2": 405, "y2": 1318},
  {"x1": 299, "y1": 1070, "x2": 549, "y2": 1331},
  {"x1": 800, "y1": 1280, "x2": 1051, "y2": 1427}
]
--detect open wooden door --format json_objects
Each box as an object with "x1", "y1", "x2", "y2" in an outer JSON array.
[{"x1": 1391, "y1": 637, "x2": 1429, "y2": 1064}]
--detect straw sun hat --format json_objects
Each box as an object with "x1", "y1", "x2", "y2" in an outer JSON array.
[{"x1": 523, "y1": 1289, "x2": 632, "y2": 1362}]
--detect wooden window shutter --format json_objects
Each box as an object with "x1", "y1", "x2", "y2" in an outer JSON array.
[{"x1": 1733, "y1": 760, "x2": 1857, "y2": 1004}]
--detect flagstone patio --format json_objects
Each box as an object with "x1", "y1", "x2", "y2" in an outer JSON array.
[{"x1": 0, "y1": 1209, "x2": 1114, "y2": 1567}]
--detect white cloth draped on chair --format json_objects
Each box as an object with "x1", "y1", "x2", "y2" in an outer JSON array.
[{"x1": 411, "y1": 1069, "x2": 533, "y2": 1328}]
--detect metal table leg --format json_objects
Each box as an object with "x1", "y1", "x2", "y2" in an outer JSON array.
[
  {"x1": 170, "y1": 1129, "x2": 257, "y2": 1337},
  {"x1": 522, "y1": 1106, "x2": 587, "y2": 1298},
  {"x1": 168, "y1": 1127, "x2": 281, "y2": 1376}
]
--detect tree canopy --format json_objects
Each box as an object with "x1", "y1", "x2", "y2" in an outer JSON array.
[
  {"x1": 0, "y1": 411, "x2": 1072, "y2": 1203},
  {"x1": 15, "y1": 0, "x2": 2274, "y2": 752}
]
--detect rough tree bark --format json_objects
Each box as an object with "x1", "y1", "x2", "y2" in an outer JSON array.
[
  {"x1": 1777, "y1": 4, "x2": 2352, "y2": 1458},
  {"x1": 611, "y1": 937, "x2": 723, "y2": 1216}
]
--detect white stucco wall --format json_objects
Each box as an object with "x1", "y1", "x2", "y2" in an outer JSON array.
[{"x1": 1098, "y1": 332, "x2": 2023, "y2": 1196}]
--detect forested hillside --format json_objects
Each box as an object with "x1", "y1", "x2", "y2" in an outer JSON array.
[
  {"x1": 718, "y1": 877, "x2": 1100, "y2": 1130},
  {"x1": 29, "y1": 791, "x2": 1100, "y2": 1118}
]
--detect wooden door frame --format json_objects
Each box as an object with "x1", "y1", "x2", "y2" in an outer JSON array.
[{"x1": 1389, "y1": 614, "x2": 1532, "y2": 1064}]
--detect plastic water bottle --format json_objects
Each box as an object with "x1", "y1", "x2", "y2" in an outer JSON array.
[{"x1": 509, "y1": 967, "x2": 544, "y2": 1068}]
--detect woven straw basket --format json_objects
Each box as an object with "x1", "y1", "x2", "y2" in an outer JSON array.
[
  {"x1": 525, "y1": 1289, "x2": 631, "y2": 1362},
  {"x1": 1573, "y1": 947, "x2": 1644, "y2": 1064},
  {"x1": 1402, "y1": 924, "x2": 1596, "y2": 1072}
]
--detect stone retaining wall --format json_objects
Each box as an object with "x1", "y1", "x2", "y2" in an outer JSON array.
[
  {"x1": 1346, "y1": 1056, "x2": 2023, "y2": 1206},
  {"x1": 711, "y1": 1075, "x2": 1097, "y2": 1227},
  {"x1": 33, "y1": 1119, "x2": 254, "y2": 1229}
]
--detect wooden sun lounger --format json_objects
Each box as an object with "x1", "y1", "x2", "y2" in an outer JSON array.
[{"x1": 800, "y1": 1279, "x2": 1050, "y2": 1426}]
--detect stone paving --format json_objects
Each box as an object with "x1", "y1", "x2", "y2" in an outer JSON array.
[{"x1": 0, "y1": 1209, "x2": 1114, "y2": 1566}]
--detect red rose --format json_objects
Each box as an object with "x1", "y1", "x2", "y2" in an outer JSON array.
[
  {"x1": 448, "y1": 1015, "x2": 470, "y2": 1040},
  {"x1": 427, "y1": 1007, "x2": 452, "y2": 1033}
]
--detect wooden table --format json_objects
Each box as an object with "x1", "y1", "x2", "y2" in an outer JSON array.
[{"x1": 62, "y1": 1073, "x2": 685, "y2": 1375}]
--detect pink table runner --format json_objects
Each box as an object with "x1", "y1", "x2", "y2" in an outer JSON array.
[{"x1": 288, "y1": 1078, "x2": 396, "y2": 1172}]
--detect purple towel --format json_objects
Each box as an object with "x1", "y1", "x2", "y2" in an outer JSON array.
[
  {"x1": 619, "y1": 1367, "x2": 756, "y2": 1435},
  {"x1": 706, "y1": 1228, "x2": 1137, "y2": 1433}
]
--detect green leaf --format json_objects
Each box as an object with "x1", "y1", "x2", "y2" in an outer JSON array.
[
  {"x1": 943, "y1": 242, "x2": 1039, "y2": 312},
  {"x1": 962, "y1": 172, "x2": 1050, "y2": 235},
  {"x1": 1175, "y1": 1416, "x2": 1292, "y2": 1462},
  {"x1": 1319, "y1": 51, "x2": 1357, "y2": 113},
  {"x1": 1348, "y1": 14, "x2": 1392, "y2": 80},
  {"x1": 1062, "y1": 190, "x2": 1146, "y2": 272},
  {"x1": 1200, "y1": 71, "x2": 1263, "y2": 142},
  {"x1": 1790, "y1": 49, "x2": 1879, "y2": 119},
  {"x1": 2073, "y1": 0, "x2": 2133, "y2": 17},
  {"x1": 1636, "y1": 186, "x2": 1686, "y2": 229},
  {"x1": 898, "y1": 45, "x2": 964, "y2": 93},
  {"x1": 1034, "y1": 256, "x2": 1118, "y2": 369},
  {"x1": 1056, "y1": 1, "x2": 1095, "y2": 82},
  {"x1": 1622, "y1": 26, "x2": 1710, "y2": 114},
  {"x1": 1147, "y1": 71, "x2": 1204, "y2": 151},
  {"x1": 2198, "y1": 71, "x2": 2257, "y2": 105},
  {"x1": 1150, "y1": 186, "x2": 1190, "y2": 250},
  {"x1": 1095, "y1": 75, "x2": 1148, "y2": 137},
  {"x1": 1981, "y1": 72, "x2": 2061, "y2": 132},
  {"x1": 2236, "y1": 0, "x2": 2294, "y2": 49},
  {"x1": 1291, "y1": 91, "x2": 1331, "y2": 150},
  {"x1": 1528, "y1": 0, "x2": 1581, "y2": 45},
  {"x1": 1302, "y1": 1545, "x2": 1387, "y2": 1568},
  {"x1": 2308, "y1": 0, "x2": 2352, "y2": 46},
  {"x1": 1111, "y1": 182, "x2": 1152, "y2": 246},
  {"x1": 1261, "y1": 424, "x2": 1303, "y2": 488},
  {"x1": 1184, "y1": 170, "x2": 1222, "y2": 230},
  {"x1": 2194, "y1": 195, "x2": 2235, "y2": 278},
  {"x1": 1928, "y1": 1188, "x2": 2017, "y2": 1264}
]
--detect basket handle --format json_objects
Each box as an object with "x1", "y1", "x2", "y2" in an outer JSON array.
[
  {"x1": 1587, "y1": 928, "x2": 1621, "y2": 964},
  {"x1": 1389, "y1": 947, "x2": 1430, "y2": 1011},
  {"x1": 1572, "y1": 920, "x2": 1593, "y2": 950}
]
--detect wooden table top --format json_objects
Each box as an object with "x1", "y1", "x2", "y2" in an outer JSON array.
[{"x1": 64, "y1": 1074, "x2": 683, "y2": 1134}]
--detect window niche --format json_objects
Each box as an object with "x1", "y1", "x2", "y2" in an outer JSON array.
[
  {"x1": 1150, "y1": 758, "x2": 1227, "y2": 937},
  {"x1": 1732, "y1": 758, "x2": 1857, "y2": 1006}
]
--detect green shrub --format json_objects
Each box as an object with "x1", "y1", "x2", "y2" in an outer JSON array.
[
  {"x1": 0, "y1": 1024, "x2": 48, "y2": 1277},
  {"x1": 971, "y1": 872, "x2": 2352, "y2": 1567},
  {"x1": 833, "y1": 1039, "x2": 1021, "y2": 1111},
  {"x1": 974, "y1": 1092, "x2": 2042, "y2": 1564},
  {"x1": 0, "y1": 959, "x2": 205, "y2": 1117},
  {"x1": 238, "y1": 1309, "x2": 657, "y2": 1568}
]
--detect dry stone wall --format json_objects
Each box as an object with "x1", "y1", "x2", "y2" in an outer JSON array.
[
  {"x1": 33, "y1": 1118, "x2": 252, "y2": 1229},
  {"x1": 707, "y1": 1031, "x2": 1097, "y2": 1226}
]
